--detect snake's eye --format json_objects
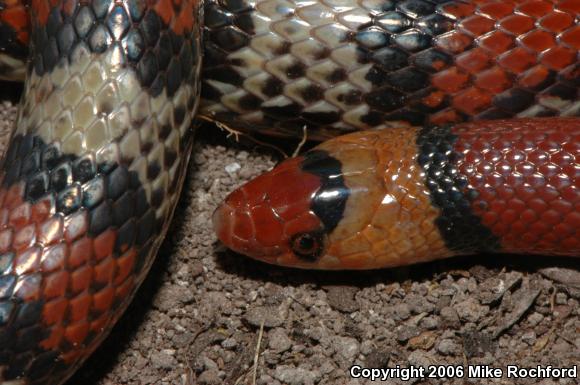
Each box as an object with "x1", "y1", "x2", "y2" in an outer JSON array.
[{"x1": 290, "y1": 231, "x2": 323, "y2": 261}]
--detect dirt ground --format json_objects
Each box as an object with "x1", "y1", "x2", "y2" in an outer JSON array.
[{"x1": 1, "y1": 84, "x2": 579, "y2": 385}]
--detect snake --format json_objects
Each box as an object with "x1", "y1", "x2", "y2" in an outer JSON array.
[{"x1": 0, "y1": 0, "x2": 578, "y2": 383}]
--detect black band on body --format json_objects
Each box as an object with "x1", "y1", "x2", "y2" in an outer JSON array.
[
  {"x1": 416, "y1": 126, "x2": 500, "y2": 254},
  {"x1": 300, "y1": 150, "x2": 349, "y2": 233}
]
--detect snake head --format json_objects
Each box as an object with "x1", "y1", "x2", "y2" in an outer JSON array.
[{"x1": 213, "y1": 152, "x2": 339, "y2": 268}]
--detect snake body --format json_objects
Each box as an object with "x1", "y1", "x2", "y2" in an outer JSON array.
[
  {"x1": 199, "y1": 0, "x2": 580, "y2": 138},
  {"x1": 214, "y1": 117, "x2": 579, "y2": 269},
  {"x1": 0, "y1": 0, "x2": 578, "y2": 383}
]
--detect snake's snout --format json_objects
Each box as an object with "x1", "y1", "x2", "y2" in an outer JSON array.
[
  {"x1": 212, "y1": 189, "x2": 242, "y2": 248},
  {"x1": 213, "y1": 186, "x2": 279, "y2": 261}
]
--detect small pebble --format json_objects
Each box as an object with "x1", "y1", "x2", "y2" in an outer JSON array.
[
  {"x1": 394, "y1": 303, "x2": 411, "y2": 320},
  {"x1": 521, "y1": 331, "x2": 536, "y2": 345},
  {"x1": 454, "y1": 298, "x2": 488, "y2": 323},
  {"x1": 333, "y1": 336, "x2": 360, "y2": 362},
  {"x1": 555, "y1": 292, "x2": 568, "y2": 305},
  {"x1": 436, "y1": 339, "x2": 459, "y2": 355},
  {"x1": 440, "y1": 306, "x2": 460, "y2": 327},
  {"x1": 244, "y1": 305, "x2": 287, "y2": 328},
  {"x1": 225, "y1": 162, "x2": 241, "y2": 173},
  {"x1": 274, "y1": 365, "x2": 321, "y2": 385},
  {"x1": 268, "y1": 328, "x2": 292, "y2": 353},
  {"x1": 149, "y1": 350, "x2": 177, "y2": 370},
  {"x1": 221, "y1": 337, "x2": 238, "y2": 349},
  {"x1": 197, "y1": 370, "x2": 221, "y2": 385},
  {"x1": 527, "y1": 312, "x2": 544, "y2": 326}
]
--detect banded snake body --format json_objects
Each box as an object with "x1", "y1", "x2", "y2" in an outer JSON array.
[{"x1": 0, "y1": 0, "x2": 578, "y2": 383}]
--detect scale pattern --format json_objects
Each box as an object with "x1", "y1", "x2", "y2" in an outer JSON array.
[
  {"x1": 0, "y1": 0, "x2": 201, "y2": 383},
  {"x1": 200, "y1": 0, "x2": 579, "y2": 139},
  {"x1": 448, "y1": 119, "x2": 580, "y2": 254}
]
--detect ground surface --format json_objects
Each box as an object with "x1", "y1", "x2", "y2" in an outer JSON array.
[{"x1": 1, "y1": 86, "x2": 579, "y2": 385}]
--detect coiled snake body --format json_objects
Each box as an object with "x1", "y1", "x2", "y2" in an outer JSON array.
[{"x1": 0, "y1": 0, "x2": 578, "y2": 383}]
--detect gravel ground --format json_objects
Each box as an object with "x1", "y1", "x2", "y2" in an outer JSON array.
[{"x1": 1, "y1": 85, "x2": 579, "y2": 385}]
